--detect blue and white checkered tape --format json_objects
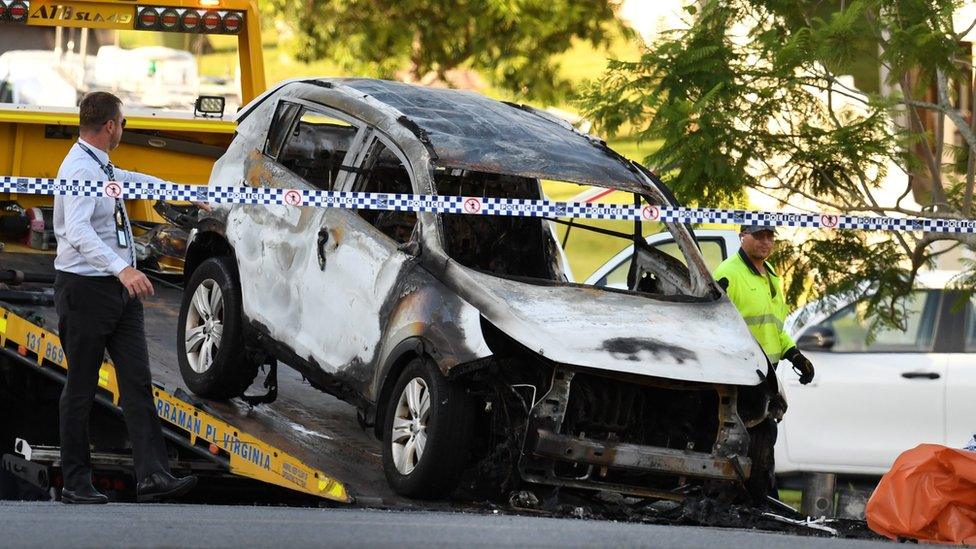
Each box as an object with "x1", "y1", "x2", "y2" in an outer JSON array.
[{"x1": 3, "y1": 176, "x2": 975, "y2": 234}]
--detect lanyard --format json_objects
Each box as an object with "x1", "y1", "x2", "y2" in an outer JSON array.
[
  {"x1": 77, "y1": 142, "x2": 131, "y2": 251},
  {"x1": 77, "y1": 142, "x2": 113, "y2": 179}
]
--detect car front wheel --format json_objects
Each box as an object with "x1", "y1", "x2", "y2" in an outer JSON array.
[
  {"x1": 381, "y1": 357, "x2": 474, "y2": 499},
  {"x1": 177, "y1": 256, "x2": 258, "y2": 400}
]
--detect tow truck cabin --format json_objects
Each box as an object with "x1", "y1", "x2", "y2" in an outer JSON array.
[{"x1": 0, "y1": 0, "x2": 265, "y2": 226}]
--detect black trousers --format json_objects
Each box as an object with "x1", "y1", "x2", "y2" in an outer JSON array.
[{"x1": 55, "y1": 271, "x2": 169, "y2": 490}]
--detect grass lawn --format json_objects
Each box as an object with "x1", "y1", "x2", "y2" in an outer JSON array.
[{"x1": 779, "y1": 489, "x2": 802, "y2": 511}]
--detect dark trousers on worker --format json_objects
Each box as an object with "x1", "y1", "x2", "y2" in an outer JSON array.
[{"x1": 55, "y1": 271, "x2": 169, "y2": 491}]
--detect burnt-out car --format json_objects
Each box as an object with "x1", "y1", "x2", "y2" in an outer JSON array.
[{"x1": 178, "y1": 78, "x2": 785, "y2": 501}]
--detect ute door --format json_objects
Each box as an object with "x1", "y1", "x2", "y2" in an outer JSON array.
[
  {"x1": 944, "y1": 292, "x2": 976, "y2": 448},
  {"x1": 781, "y1": 290, "x2": 946, "y2": 473}
]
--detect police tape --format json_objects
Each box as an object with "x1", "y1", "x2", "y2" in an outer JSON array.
[{"x1": 3, "y1": 175, "x2": 976, "y2": 234}]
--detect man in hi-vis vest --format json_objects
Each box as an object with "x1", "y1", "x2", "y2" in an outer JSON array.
[{"x1": 713, "y1": 224, "x2": 815, "y2": 384}]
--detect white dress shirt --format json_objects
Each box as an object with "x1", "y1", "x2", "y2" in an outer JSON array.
[{"x1": 54, "y1": 138, "x2": 166, "y2": 277}]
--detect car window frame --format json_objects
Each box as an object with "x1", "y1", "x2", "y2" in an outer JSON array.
[
  {"x1": 342, "y1": 129, "x2": 418, "y2": 193},
  {"x1": 814, "y1": 289, "x2": 943, "y2": 354},
  {"x1": 263, "y1": 100, "x2": 302, "y2": 160},
  {"x1": 946, "y1": 290, "x2": 975, "y2": 352},
  {"x1": 339, "y1": 128, "x2": 421, "y2": 245},
  {"x1": 264, "y1": 98, "x2": 370, "y2": 192},
  {"x1": 596, "y1": 236, "x2": 729, "y2": 287}
]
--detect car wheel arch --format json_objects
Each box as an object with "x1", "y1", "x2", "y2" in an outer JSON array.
[
  {"x1": 372, "y1": 337, "x2": 441, "y2": 439},
  {"x1": 185, "y1": 228, "x2": 236, "y2": 280}
]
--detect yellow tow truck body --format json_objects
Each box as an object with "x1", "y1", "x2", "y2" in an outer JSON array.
[
  {"x1": 0, "y1": 0, "x2": 266, "y2": 222},
  {"x1": 0, "y1": 2, "x2": 355, "y2": 504}
]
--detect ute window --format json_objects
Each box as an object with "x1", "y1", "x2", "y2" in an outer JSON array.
[
  {"x1": 600, "y1": 238, "x2": 726, "y2": 289},
  {"x1": 967, "y1": 296, "x2": 976, "y2": 352},
  {"x1": 352, "y1": 139, "x2": 417, "y2": 244},
  {"x1": 824, "y1": 290, "x2": 939, "y2": 352},
  {"x1": 275, "y1": 108, "x2": 358, "y2": 191}
]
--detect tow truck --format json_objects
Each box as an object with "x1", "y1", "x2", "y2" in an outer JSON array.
[{"x1": 0, "y1": 0, "x2": 389, "y2": 505}]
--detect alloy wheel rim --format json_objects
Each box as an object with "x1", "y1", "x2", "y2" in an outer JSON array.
[
  {"x1": 390, "y1": 377, "x2": 430, "y2": 475},
  {"x1": 184, "y1": 279, "x2": 224, "y2": 374}
]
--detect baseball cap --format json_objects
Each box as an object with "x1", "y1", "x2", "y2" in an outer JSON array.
[{"x1": 740, "y1": 224, "x2": 777, "y2": 235}]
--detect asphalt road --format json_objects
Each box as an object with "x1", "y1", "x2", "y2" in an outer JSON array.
[
  {"x1": 2, "y1": 252, "x2": 403, "y2": 504},
  {"x1": 0, "y1": 501, "x2": 896, "y2": 548}
]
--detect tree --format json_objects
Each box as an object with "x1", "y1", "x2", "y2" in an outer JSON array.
[
  {"x1": 579, "y1": 0, "x2": 976, "y2": 331},
  {"x1": 264, "y1": 0, "x2": 623, "y2": 103}
]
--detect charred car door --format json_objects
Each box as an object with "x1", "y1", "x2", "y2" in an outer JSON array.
[
  {"x1": 296, "y1": 129, "x2": 420, "y2": 390},
  {"x1": 228, "y1": 99, "x2": 369, "y2": 370}
]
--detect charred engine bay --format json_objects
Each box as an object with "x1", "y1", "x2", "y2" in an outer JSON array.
[{"x1": 428, "y1": 336, "x2": 878, "y2": 540}]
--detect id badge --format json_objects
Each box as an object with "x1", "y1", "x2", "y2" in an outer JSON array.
[{"x1": 115, "y1": 206, "x2": 129, "y2": 248}]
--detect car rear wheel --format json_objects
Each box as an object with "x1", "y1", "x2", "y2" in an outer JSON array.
[
  {"x1": 382, "y1": 357, "x2": 474, "y2": 499},
  {"x1": 177, "y1": 256, "x2": 258, "y2": 400}
]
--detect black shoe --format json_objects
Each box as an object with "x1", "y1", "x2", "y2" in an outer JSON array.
[
  {"x1": 136, "y1": 472, "x2": 197, "y2": 503},
  {"x1": 61, "y1": 485, "x2": 109, "y2": 504}
]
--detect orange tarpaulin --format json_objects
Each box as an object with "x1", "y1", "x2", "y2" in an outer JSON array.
[{"x1": 866, "y1": 444, "x2": 976, "y2": 544}]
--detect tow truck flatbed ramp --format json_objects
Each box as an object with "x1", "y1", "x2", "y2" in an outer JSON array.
[{"x1": 0, "y1": 252, "x2": 404, "y2": 504}]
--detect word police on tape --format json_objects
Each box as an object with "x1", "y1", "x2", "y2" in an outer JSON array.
[{"x1": 3, "y1": 176, "x2": 976, "y2": 234}]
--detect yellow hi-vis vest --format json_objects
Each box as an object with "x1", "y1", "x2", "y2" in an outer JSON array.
[{"x1": 713, "y1": 249, "x2": 795, "y2": 364}]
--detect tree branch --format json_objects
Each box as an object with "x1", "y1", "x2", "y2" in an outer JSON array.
[
  {"x1": 927, "y1": 68, "x2": 976, "y2": 212},
  {"x1": 755, "y1": 183, "x2": 851, "y2": 211},
  {"x1": 798, "y1": 80, "x2": 874, "y2": 107},
  {"x1": 905, "y1": 91, "x2": 976, "y2": 163},
  {"x1": 954, "y1": 17, "x2": 976, "y2": 41},
  {"x1": 935, "y1": 70, "x2": 948, "y2": 205},
  {"x1": 968, "y1": 77, "x2": 976, "y2": 216},
  {"x1": 909, "y1": 232, "x2": 976, "y2": 271},
  {"x1": 816, "y1": 62, "x2": 916, "y2": 257},
  {"x1": 895, "y1": 175, "x2": 916, "y2": 211},
  {"x1": 899, "y1": 74, "x2": 946, "y2": 204},
  {"x1": 937, "y1": 68, "x2": 976, "y2": 151}
]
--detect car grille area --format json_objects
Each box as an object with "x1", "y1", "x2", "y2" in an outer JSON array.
[{"x1": 563, "y1": 372, "x2": 719, "y2": 454}]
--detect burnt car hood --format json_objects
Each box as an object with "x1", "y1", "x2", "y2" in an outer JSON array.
[{"x1": 457, "y1": 268, "x2": 766, "y2": 386}]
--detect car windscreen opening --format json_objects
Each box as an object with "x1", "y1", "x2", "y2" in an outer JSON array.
[{"x1": 434, "y1": 170, "x2": 699, "y2": 298}]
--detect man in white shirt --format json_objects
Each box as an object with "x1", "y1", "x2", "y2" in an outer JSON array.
[{"x1": 54, "y1": 91, "x2": 196, "y2": 504}]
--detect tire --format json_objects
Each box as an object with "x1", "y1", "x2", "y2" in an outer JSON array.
[
  {"x1": 177, "y1": 256, "x2": 259, "y2": 399},
  {"x1": 0, "y1": 469, "x2": 16, "y2": 500},
  {"x1": 746, "y1": 417, "x2": 779, "y2": 502},
  {"x1": 381, "y1": 357, "x2": 475, "y2": 499}
]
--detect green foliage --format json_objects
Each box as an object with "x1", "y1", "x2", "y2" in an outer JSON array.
[
  {"x1": 776, "y1": 231, "x2": 917, "y2": 333},
  {"x1": 264, "y1": 0, "x2": 623, "y2": 103},
  {"x1": 579, "y1": 0, "x2": 976, "y2": 331}
]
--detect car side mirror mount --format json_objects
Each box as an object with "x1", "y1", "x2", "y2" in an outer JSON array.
[{"x1": 796, "y1": 325, "x2": 836, "y2": 351}]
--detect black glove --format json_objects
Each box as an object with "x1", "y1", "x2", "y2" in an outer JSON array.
[{"x1": 783, "y1": 347, "x2": 815, "y2": 385}]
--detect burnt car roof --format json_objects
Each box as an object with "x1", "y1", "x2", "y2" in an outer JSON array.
[{"x1": 327, "y1": 78, "x2": 646, "y2": 189}]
